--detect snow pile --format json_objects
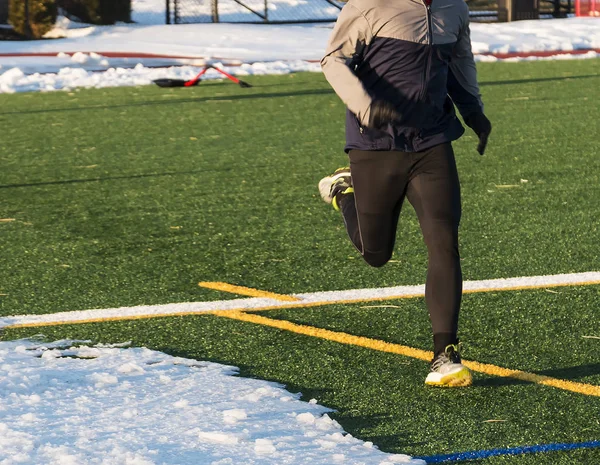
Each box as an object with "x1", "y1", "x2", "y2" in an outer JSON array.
[
  {"x1": 0, "y1": 60, "x2": 321, "y2": 94},
  {"x1": 469, "y1": 17, "x2": 600, "y2": 55},
  {"x1": 0, "y1": 339, "x2": 423, "y2": 465},
  {"x1": 42, "y1": 15, "x2": 99, "y2": 39}
]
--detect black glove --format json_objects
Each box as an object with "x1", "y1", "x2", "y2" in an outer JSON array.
[
  {"x1": 464, "y1": 112, "x2": 492, "y2": 155},
  {"x1": 368, "y1": 100, "x2": 401, "y2": 129}
]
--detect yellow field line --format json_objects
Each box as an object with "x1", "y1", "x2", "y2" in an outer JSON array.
[
  {"x1": 198, "y1": 281, "x2": 301, "y2": 302},
  {"x1": 462, "y1": 359, "x2": 600, "y2": 396},
  {"x1": 219, "y1": 310, "x2": 600, "y2": 397}
]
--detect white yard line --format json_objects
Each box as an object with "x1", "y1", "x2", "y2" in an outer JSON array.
[{"x1": 2, "y1": 271, "x2": 599, "y2": 329}]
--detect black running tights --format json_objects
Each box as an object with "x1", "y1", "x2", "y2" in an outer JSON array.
[{"x1": 339, "y1": 143, "x2": 462, "y2": 353}]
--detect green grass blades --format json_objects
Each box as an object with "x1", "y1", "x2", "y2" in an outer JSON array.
[
  {"x1": 1, "y1": 61, "x2": 599, "y2": 315},
  {"x1": 1, "y1": 59, "x2": 600, "y2": 464}
]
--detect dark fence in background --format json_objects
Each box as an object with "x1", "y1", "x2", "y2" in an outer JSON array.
[
  {"x1": 166, "y1": 0, "x2": 345, "y2": 24},
  {"x1": 495, "y1": 0, "x2": 572, "y2": 20}
]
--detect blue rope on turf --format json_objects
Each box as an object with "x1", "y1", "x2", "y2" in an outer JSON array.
[{"x1": 416, "y1": 440, "x2": 600, "y2": 463}]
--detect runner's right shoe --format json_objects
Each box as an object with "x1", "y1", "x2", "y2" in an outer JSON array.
[{"x1": 318, "y1": 167, "x2": 353, "y2": 211}]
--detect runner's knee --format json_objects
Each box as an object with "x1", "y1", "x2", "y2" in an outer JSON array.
[
  {"x1": 362, "y1": 250, "x2": 392, "y2": 268},
  {"x1": 422, "y1": 223, "x2": 459, "y2": 258}
]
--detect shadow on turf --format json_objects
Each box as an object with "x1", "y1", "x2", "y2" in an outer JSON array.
[
  {"x1": 318, "y1": 413, "x2": 429, "y2": 452},
  {"x1": 479, "y1": 74, "x2": 599, "y2": 87},
  {"x1": 0, "y1": 88, "x2": 335, "y2": 116},
  {"x1": 474, "y1": 362, "x2": 600, "y2": 388},
  {"x1": 0, "y1": 167, "x2": 248, "y2": 189},
  {"x1": 536, "y1": 362, "x2": 600, "y2": 380}
]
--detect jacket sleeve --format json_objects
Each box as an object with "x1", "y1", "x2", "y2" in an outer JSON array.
[
  {"x1": 447, "y1": 13, "x2": 484, "y2": 119},
  {"x1": 321, "y1": 3, "x2": 374, "y2": 126}
]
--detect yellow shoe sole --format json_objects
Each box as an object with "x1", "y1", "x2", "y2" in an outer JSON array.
[{"x1": 425, "y1": 367, "x2": 473, "y2": 387}]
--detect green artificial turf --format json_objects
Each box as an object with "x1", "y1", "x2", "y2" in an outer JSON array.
[
  {"x1": 1, "y1": 59, "x2": 600, "y2": 464},
  {"x1": 1, "y1": 60, "x2": 599, "y2": 315}
]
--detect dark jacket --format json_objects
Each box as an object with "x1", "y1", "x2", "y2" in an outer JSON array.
[{"x1": 321, "y1": 0, "x2": 484, "y2": 153}]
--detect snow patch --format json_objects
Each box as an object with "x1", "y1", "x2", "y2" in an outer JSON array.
[
  {"x1": 0, "y1": 339, "x2": 425, "y2": 465},
  {"x1": 198, "y1": 431, "x2": 242, "y2": 445},
  {"x1": 223, "y1": 408, "x2": 248, "y2": 424},
  {"x1": 254, "y1": 438, "x2": 277, "y2": 454}
]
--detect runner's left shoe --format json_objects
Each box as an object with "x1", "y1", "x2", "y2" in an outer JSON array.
[{"x1": 425, "y1": 343, "x2": 472, "y2": 387}]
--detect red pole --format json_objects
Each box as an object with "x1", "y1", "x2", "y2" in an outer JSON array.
[
  {"x1": 210, "y1": 66, "x2": 242, "y2": 84},
  {"x1": 184, "y1": 67, "x2": 210, "y2": 86}
]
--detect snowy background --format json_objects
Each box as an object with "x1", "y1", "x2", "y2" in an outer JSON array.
[{"x1": 0, "y1": 0, "x2": 599, "y2": 93}]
